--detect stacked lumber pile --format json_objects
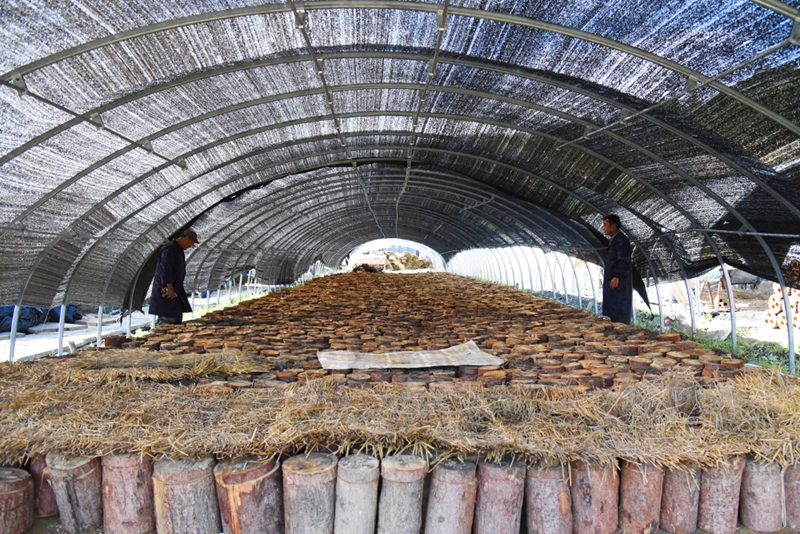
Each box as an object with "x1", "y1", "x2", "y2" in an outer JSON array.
[
  {"x1": 762, "y1": 282, "x2": 800, "y2": 332},
  {"x1": 118, "y1": 273, "x2": 745, "y2": 392}
]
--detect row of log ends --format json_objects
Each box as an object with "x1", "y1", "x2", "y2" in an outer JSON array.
[
  {"x1": 763, "y1": 283, "x2": 800, "y2": 332},
  {"x1": 2, "y1": 451, "x2": 800, "y2": 534}
]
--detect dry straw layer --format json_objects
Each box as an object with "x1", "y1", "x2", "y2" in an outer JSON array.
[
  {"x1": 1, "y1": 273, "x2": 799, "y2": 469},
  {"x1": 1, "y1": 349, "x2": 799, "y2": 470}
]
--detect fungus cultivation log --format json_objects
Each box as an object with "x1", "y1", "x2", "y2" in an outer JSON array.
[{"x1": 122, "y1": 272, "x2": 745, "y2": 390}]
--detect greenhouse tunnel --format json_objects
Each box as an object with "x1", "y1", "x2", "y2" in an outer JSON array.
[{"x1": 2, "y1": 0, "x2": 800, "y2": 369}]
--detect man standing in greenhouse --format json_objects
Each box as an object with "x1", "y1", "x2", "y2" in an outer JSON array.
[
  {"x1": 148, "y1": 229, "x2": 199, "y2": 325},
  {"x1": 602, "y1": 214, "x2": 633, "y2": 324}
]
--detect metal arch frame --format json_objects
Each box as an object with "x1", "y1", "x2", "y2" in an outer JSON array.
[
  {"x1": 6, "y1": 68, "x2": 782, "y2": 294},
  {"x1": 187, "y1": 171, "x2": 537, "y2": 290},
  {"x1": 3, "y1": 0, "x2": 795, "y2": 137},
  {"x1": 7, "y1": 64, "x2": 799, "y2": 237},
  {"x1": 4, "y1": 52, "x2": 799, "y2": 255},
  {"x1": 212, "y1": 171, "x2": 608, "y2": 289},
  {"x1": 256, "y1": 209, "x2": 480, "y2": 284},
  {"x1": 69, "y1": 137, "x2": 683, "y2": 308},
  {"x1": 26, "y1": 124, "x2": 706, "y2": 313},
  {"x1": 190, "y1": 171, "x2": 588, "y2": 288},
  {"x1": 187, "y1": 181, "x2": 494, "y2": 286},
  {"x1": 231, "y1": 203, "x2": 500, "y2": 286},
  {"x1": 286, "y1": 0, "x2": 386, "y2": 239},
  {"x1": 7, "y1": 103, "x2": 789, "y2": 352},
  {"x1": 190, "y1": 162, "x2": 593, "y2": 294},
  {"x1": 280, "y1": 214, "x2": 468, "y2": 281},
  {"x1": 7, "y1": 86, "x2": 783, "y2": 307},
  {"x1": 52, "y1": 125, "x2": 603, "y2": 309},
  {"x1": 224, "y1": 202, "x2": 494, "y2": 285},
  {"x1": 752, "y1": 0, "x2": 800, "y2": 20},
  {"x1": 254, "y1": 209, "x2": 471, "y2": 283}
]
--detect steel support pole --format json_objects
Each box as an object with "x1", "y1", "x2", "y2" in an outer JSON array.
[
  {"x1": 774, "y1": 275, "x2": 796, "y2": 374},
  {"x1": 96, "y1": 305, "x2": 104, "y2": 347},
  {"x1": 571, "y1": 256, "x2": 582, "y2": 309},
  {"x1": 125, "y1": 259, "x2": 147, "y2": 338},
  {"x1": 486, "y1": 249, "x2": 500, "y2": 284},
  {"x1": 500, "y1": 248, "x2": 514, "y2": 287},
  {"x1": 498, "y1": 247, "x2": 515, "y2": 288},
  {"x1": 509, "y1": 246, "x2": 527, "y2": 291},
  {"x1": 57, "y1": 303, "x2": 66, "y2": 356},
  {"x1": 191, "y1": 292, "x2": 196, "y2": 318},
  {"x1": 719, "y1": 263, "x2": 737, "y2": 353},
  {"x1": 695, "y1": 278, "x2": 701, "y2": 324},
  {"x1": 553, "y1": 253, "x2": 569, "y2": 304},
  {"x1": 536, "y1": 250, "x2": 553, "y2": 298},
  {"x1": 521, "y1": 248, "x2": 535, "y2": 293},
  {"x1": 677, "y1": 259, "x2": 696, "y2": 338},
  {"x1": 590, "y1": 261, "x2": 599, "y2": 315},
  {"x1": 643, "y1": 256, "x2": 665, "y2": 332},
  {"x1": 477, "y1": 250, "x2": 489, "y2": 281},
  {"x1": 216, "y1": 284, "x2": 221, "y2": 306},
  {"x1": 534, "y1": 249, "x2": 545, "y2": 293},
  {"x1": 597, "y1": 263, "x2": 604, "y2": 314},
  {"x1": 8, "y1": 304, "x2": 21, "y2": 362},
  {"x1": 237, "y1": 273, "x2": 243, "y2": 301},
  {"x1": 476, "y1": 250, "x2": 489, "y2": 281}
]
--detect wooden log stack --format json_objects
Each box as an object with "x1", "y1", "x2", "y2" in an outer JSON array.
[
  {"x1": 11, "y1": 452, "x2": 794, "y2": 534},
  {"x1": 121, "y1": 273, "x2": 748, "y2": 390},
  {"x1": 762, "y1": 283, "x2": 800, "y2": 333}
]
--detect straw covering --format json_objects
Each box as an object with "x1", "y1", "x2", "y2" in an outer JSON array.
[
  {"x1": 1, "y1": 0, "x2": 800, "y2": 307},
  {"x1": 1, "y1": 352, "x2": 799, "y2": 469},
  {"x1": 1, "y1": 274, "x2": 799, "y2": 468}
]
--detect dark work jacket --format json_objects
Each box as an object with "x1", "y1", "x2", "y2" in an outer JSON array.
[
  {"x1": 148, "y1": 240, "x2": 192, "y2": 319},
  {"x1": 602, "y1": 230, "x2": 633, "y2": 319}
]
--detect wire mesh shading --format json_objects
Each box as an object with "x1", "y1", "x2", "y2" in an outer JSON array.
[{"x1": 0, "y1": 0, "x2": 799, "y2": 307}]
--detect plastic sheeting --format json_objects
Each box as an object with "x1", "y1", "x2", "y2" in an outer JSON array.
[{"x1": 0, "y1": 0, "x2": 799, "y2": 307}]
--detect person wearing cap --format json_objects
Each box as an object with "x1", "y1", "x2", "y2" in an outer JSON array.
[
  {"x1": 148, "y1": 229, "x2": 199, "y2": 324},
  {"x1": 601, "y1": 214, "x2": 633, "y2": 324}
]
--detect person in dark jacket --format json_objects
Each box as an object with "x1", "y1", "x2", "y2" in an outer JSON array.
[
  {"x1": 601, "y1": 214, "x2": 633, "y2": 324},
  {"x1": 148, "y1": 229, "x2": 199, "y2": 324}
]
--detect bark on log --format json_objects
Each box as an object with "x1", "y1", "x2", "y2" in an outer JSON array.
[
  {"x1": 424, "y1": 459, "x2": 477, "y2": 534},
  {"x1": 215, "y1": 456, "x2": 283, "y2": 534},
  {"x1": 786, "y1": 461, "x2": 800, "y2": 531},
  {"x1": 282, "y1": 453, "x2": 337, "y2": 534},
  {"x1": 472, "y1": 459, "x2": 525, "y2": 534},
  {"x1": 660, "y1": 466, "x2": 699, "y2": 534},
  {"x1": 45, "y1": 452, "x2": 103, "y2": 533},
  {"x1": 739, "y1": 458, "x2": 781, "y2": 533},
  {"x1": 102, "y1": 454, "x2": 155, "y2": 534},
  {"x1": 0, "y1": 467, "x2": 34, "y2": 534},
  {"x1": 30, "y1": 453, "x2": 58, "y2": 517},
  {"x1": 570, "y1": 460, "x2": 619, "y2": 534},
  {"x1": 697, "y1": 456, "x2": 746, "y2": 534},
  {"x1": 524, "y1": 464, "x2": 571, "y2": 534},
  {"x1": 377, "y1": 455, "x2": 428, "y2": 534},
  {"x1": 619, "y1": 461, "x2": 663, "y2": 534},
  {"x1": 334, "y1": 454, "x2": 379, "y2": 534},
  {"x1": 153, "y1": 457, "x2": 220, "y2": 534}
]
